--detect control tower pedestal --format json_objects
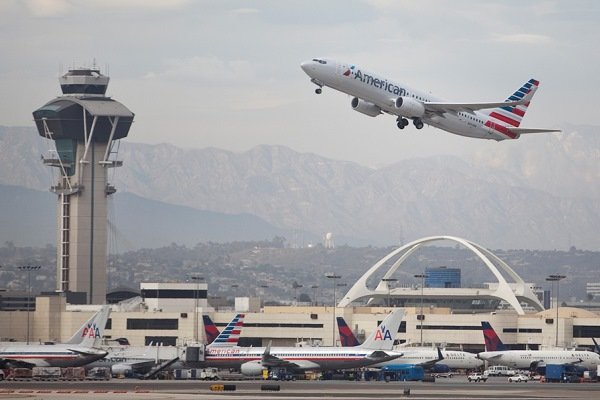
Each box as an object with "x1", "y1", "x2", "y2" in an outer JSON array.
[{"x1": 32, "y1": 68, "x2": 134, "y2": 304}]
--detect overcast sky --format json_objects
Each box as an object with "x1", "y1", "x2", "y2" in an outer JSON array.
[{"x1": 1, "y1": 0, "x2": 599, "y2": 167}]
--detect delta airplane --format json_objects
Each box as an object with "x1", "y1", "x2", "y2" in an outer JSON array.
[
  {"x1": 337, "y1": 317, "x2": 482, "y2": 370},
  {"x1": 0, "y1": 306, "x2": 110, "y2": 368},
  {"x1": 204, "y1": 309, "x2": 405, "y2": 376},
  {"x1": 478, "y1": 321, "x2": 600, "y2": 370},
  {"x1": 300, "y1": 58, "x2": 560, "y2": 140}
]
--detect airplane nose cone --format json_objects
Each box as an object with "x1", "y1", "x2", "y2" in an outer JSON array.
[{"x1": 300, "y1": 61, "x2": 310, "y2": 73}]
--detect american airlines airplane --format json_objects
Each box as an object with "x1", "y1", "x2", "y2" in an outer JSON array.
[
  {"x1": 478, "y1": 321, "x2": 600, "y2": 370},
  {"x1": 0, "y1": 306, "x2": 110, "y2": 368},
  {"x1": 204, "y1": 309, "x2": 405, "y2": 376},
  {"x1": 85, "y1": 314, "x2": 246, "y2": 377},
  {"x1": 300, "y1": 58, "x2": 560, "y2": 140},
  {"x1": 337, "y1": 316, "x2": 482, "y2": 370}
]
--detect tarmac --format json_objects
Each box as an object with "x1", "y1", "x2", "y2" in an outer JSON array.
[{"x1": 2, "y1": 376, "x2": 600, "y2": 399}]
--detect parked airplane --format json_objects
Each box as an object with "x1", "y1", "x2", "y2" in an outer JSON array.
[
  {"x1": 0, "y1": 306, "x2": 110, "y2": 368},
  {"x1": 300, "y1": 58, "x2": 560, "y2": 140},
  {"x1": 204, "y1": 309, "x2": 405, "y2": 376},
  {"x1": 478, "y1": 321, "x2": 600, "y2": 370},
  {"x1": 86, "y1": 314, "x2": 247, "y2": 377},
  {"x1": 336, "y1": 316, "x2": 482, "y2": 370}
]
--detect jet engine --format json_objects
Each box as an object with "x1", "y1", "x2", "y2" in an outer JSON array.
[
  {"x1": 111, "y1": 364, "x2": 133, "y2": 377},
  {"x1": 240, "y1": 360, "x2": 265, "y2": 376},
  {"x1": 351, "y1": 97, "x2": 381, "y2": 117},
  {"x1": 394, "y1": 96, "x2": 425, "y2": 117}
]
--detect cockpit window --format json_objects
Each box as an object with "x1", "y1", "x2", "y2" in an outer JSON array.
[{"x1": 312, "y1": 59, "x2": 327, "y2": 64}]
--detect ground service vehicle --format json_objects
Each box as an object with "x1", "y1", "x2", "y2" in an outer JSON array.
[
  {"x1": 484, "y1": 365, "x2": 516, "y2": 376},
  {"x1": 468, "y1": 373, "x2": 487, "y2": 382},
  {"x1": 508, "y1": 374, "x2": 529, "y2": 383}
]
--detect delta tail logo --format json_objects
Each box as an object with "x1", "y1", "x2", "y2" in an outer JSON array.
[
  {"x1": 81, "y1": 322, "x2": 101, "y2": 339},
  {"x1": 374, "y1": 324, "x2": 393, "y2": 341}
]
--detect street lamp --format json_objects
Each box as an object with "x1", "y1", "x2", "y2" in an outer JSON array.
[
  {"x1": 326, "y1": 274, "x2": 341, "y2": 346},
  {"x1": 311, "y1": 285, "x2": 319, "y2": 306},
  {"x1": 414, "y1": 273, "x2": 427, "y2": 346},
  {"x1": 292, "y1": 282, "x2": 303, "y2": 305},
  {"x1": 18, "y1": 265, "x2": 41, "y2": 345},
  {"x1": 381, "y1": 278, "x2": 398, "y2": 307},
  {"x1": 546, "y1": 274, "x2": 566, "y2": 348},
  {"x1": 191, "y1": 276, "x2": 204, "y2": 343}
]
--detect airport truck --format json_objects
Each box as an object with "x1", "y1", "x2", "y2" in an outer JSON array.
[
  {"x1": 545, "y1": 364, "x2": 584, "y2": 383},
  {"x1": 380, "y1": 365, "x2": 425, "y2": 382}
]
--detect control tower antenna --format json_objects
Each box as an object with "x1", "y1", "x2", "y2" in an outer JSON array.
[{"x1": 32, "y1": 66, "x2": 134, "y2": 304}]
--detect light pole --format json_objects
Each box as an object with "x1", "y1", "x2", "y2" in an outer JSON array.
[
  {"x1": 311, "y1": 285, "x2": 319, "y2": 306},
  {"x1": 546, "y1": 274, "x2": 566, "y2": 348},
  {"x1": 18, "y1": 265, "x2": 41, "y2": 345},
  {"x1": 381, "y1": 278, "x2": 398, "y2": 307},
  {"x1": 191, "y1": 276, "x2": 204, "y2": 343},
  {"x1": 326, "y1": 274, "x2": 341, "y2": 346},
  {"x1": 414, "y1": 273, "x2": 427, "y2": 346},
  {"x1": 292, "y1": 282, "x2": 303, "y2": 305}
]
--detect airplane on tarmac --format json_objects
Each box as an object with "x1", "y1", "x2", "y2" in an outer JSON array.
[
  {"x1": 478, "y1": 321, "x2": 600, "y2": 370},
  {"x1": 86, "y1": 314, "x2": 247, "y2": 377},
  {"x1": 300, "y1": 58, "x2": 560, "y2": 140},
  {"x1": 0, "y1": 306, "x2": 110, "y2": 368},
  {"x1": 337, "y1": 316, "x2": 482, "y2": 370},
  {"x1": 204, "y1": 309, "x2": 406, "y2": 376}
]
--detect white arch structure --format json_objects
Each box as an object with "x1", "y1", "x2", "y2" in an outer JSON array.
[{"x1": 338, "y1": 236, "x2": 544, "y2": 315}]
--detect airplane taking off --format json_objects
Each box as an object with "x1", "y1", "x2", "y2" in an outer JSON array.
[
  {"x1": 336, "y1": 316, "x2": 482, "y2": 370},
  {"x1": 0, "y1": 306, "x2": 110, "y2": 368},
  {"x1": 204, "y1": 309, "x2": 405, "y2": 376},
  {"x1": 478, "y1": 321, "x2": 600, "y2": 370},
  {"x1": 300, "y1": 58, "x2": 560, "y2": 140}
]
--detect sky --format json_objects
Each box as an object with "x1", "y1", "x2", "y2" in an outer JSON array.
[{"x1": 1, "y1": 0, "x2": 599, "y2": 167}]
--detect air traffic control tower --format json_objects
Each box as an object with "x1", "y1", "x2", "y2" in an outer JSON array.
[{"x1": 32, "y1": 68, "x2": 134, "y2": 304}]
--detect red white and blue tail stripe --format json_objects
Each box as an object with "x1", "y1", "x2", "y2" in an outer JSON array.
[
  {"x1": 208, "y1": 313, "x2": 245, "y2": 347},
  {"x1": 483, "y1": 79, "x2": 539, "y2": 138}
]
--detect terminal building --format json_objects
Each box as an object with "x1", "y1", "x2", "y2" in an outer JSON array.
[{"x1": 2, "y1": 236, "x2": 599, "y2": 352}]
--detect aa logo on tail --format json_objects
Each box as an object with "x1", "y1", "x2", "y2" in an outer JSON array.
[
  {"x1": 82, "y1": 323, "x2": 101, "y2": 338},
  {"x1": 374, "y1": 324, "x2": 393, "y2": 341}
]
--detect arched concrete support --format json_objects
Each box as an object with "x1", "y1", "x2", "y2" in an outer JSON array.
[{"x1": 338, "y1": 236, "x2": 543, "y2": 315}]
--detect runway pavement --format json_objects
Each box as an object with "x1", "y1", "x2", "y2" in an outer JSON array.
[{"x1": 1, "y1": 376, "x2": 600, "y2": 399}]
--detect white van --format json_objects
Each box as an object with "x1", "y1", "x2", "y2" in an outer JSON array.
[{"x1": 484, "y1": 366, "x2": 516, "y2": 377}]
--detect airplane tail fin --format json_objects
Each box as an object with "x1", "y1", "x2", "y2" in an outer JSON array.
[
  {"x1": 203, "y1": 315, "x2": 221, "y2": 345},
  {"x1": 483, "y1": 78, "x2": 539, "y2": 128},
  {"x1": 481, "y1": 321, "x2": 507, "y2": 352},
  {"x1": 65, "y1": 305, "x2": 111, "y2": 348},
  {"x1": 359, "y1": 309, "x2": 404, "y2": 351},
  {"x1": 337, "y1": 317, "x2": 361, "y2": 347},
  {"x1": 208, "y1": 313, "x2": 245, "y2": 347},
  {"x1": 592, "y1": 338, "x2": 600, "y2": 354}
]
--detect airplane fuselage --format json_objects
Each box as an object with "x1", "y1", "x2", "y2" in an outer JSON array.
[
  {"x1": 0, "y1": 344, "x2": 107, "y2": 368},
  {"x1": 478, "y1": 350, "x2": 600, "y2": 370},
  {"x1": 204, "y1": 345, "x2": 399, "y2": 371}
]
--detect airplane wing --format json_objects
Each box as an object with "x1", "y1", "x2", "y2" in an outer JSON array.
[
  {"x1": 259, "y1": 344, "x2": 319, "y2": 370},
  {"x1": 365, "y1": 350, "x2": 404, "y2": 364},
  {"x1": 424, "y1": 101, "x2": 516, "y2": 114},
  {"x1": 0, "y1": 357, "x2": 35, "y2": 369},
  {"x1": 422, "y1": 87, "x2": 537, "y2": 114}
]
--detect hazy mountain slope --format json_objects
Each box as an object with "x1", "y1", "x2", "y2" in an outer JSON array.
[{"x1": 1, "y1": 125, "x2": 598, "y2": 249}]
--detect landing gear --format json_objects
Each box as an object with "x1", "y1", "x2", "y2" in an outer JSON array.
[
  {"x1": 413, "y1": 118, "x2": 424, "y2": 129},
  {"x1": 396, "y1": 117, "x2": 409, "y2": 129},
  {"x1": 315, "y1": 87, "x2": 322, "y2": 94}
]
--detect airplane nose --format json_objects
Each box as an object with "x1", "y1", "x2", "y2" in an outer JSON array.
[{"x1": 300, "y1": 61, "x2": 310, "y2": 73}]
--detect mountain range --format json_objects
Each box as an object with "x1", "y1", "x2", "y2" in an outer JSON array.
[{"x1": 0, "y1": 124, "x2": 598, "y2": 250}]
